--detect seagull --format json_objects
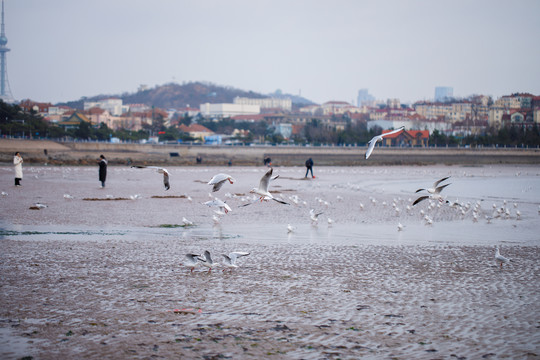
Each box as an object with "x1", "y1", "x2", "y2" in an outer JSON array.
[
  {"x1": 397, "y1": 222, "x2": 404, "y2": 231},
  {"x1": 198, "y1": 250, "x2": 219, "y2": 273},
  {"x1": 182, "y1": 217, "x2": 194, "y2": 226},
  {"x1": 221, "y1": 251, "x2": 250, "y2": 271},
  {"x1": 287, "y1": 224, "x2": 295, "y2": 233},
  {"x1": 310, "y1": 209, "x2": 323, "y2": 223},
  {"x1": 413, "y1": 183, "x2": 451, "y2": 206},
  {"x1": 63, "y1": 194, "x2": 74, "y2": 199},
  {"x1": 365, "y1": 126, "x2": 405, "y2": 159},
  {"x1": 208, "y1": 173, "x2": 235, "y2": 192},
  {"x1": 1, "y1": 191, "x2": 8, "y2": 196},
  {"x1": 204, "y1": 197, "x2": 232, "y2": 213},
  {"x1": 29, "y1": 203, "x2": 48, "y2": 210},
  {"x1": 248, "y1": 168, "x2": 289, "y2": 205},
  {"x1": 415, "y1": 176, "x2": 451, "y2": 194},
  {"x1": 495, "y1": 247, "x2": 510, "y2": 269},
  {"x1": 183, "y1": 253, "x2": 201, "y2": 273},
  {"x1": 131, "y1": 165, "x2": 170, "y2": 190}
]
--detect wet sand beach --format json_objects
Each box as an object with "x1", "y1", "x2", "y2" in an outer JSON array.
[{"x1": 1, "y1": 164, "x2": 539, "y2": 359}]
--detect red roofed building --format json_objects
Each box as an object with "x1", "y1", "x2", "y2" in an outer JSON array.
[
  {"x1": 381, "y1": 129, "x2": 429, "y2": 147},
  {"x1": 179, "y1": 123, "x2": 214, "y2": 141}
]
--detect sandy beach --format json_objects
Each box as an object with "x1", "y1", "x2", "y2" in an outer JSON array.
[{"x1": 1, "y1": 164, "x2": 539, "y2": 359}]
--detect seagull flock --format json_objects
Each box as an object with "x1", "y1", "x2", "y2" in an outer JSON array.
[{"x1": 9, "y1": 128, "x2": 524, "y2": 272}]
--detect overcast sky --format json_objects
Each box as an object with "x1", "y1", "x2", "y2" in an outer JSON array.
[{"x1": 6, "y1": 0, "x2": 540, "y2": 105}]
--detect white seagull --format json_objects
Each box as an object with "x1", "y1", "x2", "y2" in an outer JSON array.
[
  {"x1": 415, "y1": 176, "x2": 451, "y2": 194},
  {"x1": 495, "y1": 247, "x2": 510, "y2": 269},
  {"x1": 365, "y1": 126, "x2": 405, "y2": 159},
  {"x1": 131, "y1": 165, "x2": 170, "y2": 190},
  {"x1": 413, "y1": 183, "x2": 451, "y2": 206},
  {"x1": 204, "y1": 197, "x2": 232, "y2": 213},
  {"x1": 221, "y1": 251, "x2": 250, "y2": 271},
  {"x1": 183, "y1": 253, "x2": 201, "y2": 273},
  {"x1": 287, "y1": 224, "x2": 295, "y2": 233},
  {"x1": 208, "y1": 173, "x2": 236, "y2": 192},
  {"x1": 248, "y1": 168, "x2": 289, "y2": 205},
  {"x1": 198, "y1": 250, "x2": 219, "y2": 273},
  {"x1": 182, "y1": 217, "x2": 194, "y2": 226}
]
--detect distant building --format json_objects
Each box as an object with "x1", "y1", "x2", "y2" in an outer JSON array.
[
  {"x1": 84, "y1": 98, "x2": 129, "y2": 116},
  {"x1": 234, "y1": 97, "x2": 292, "y2": 111},
  {"x1": 199, "y1": 103, "x2": 260, "y2": 118},
  {"x1": 178, "y1": 123, "x2": 214, "y2": 141},
  {"x1": 357, "y1": 89, "x2": 375, "y2": 107},
  {"x1": 434, "y1": 87, "x2": 453, "y2": 102}
]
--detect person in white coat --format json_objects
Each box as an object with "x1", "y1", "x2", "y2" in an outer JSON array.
[{"x1": 13, "y1": 152, "x2": 23, "y2": 186}]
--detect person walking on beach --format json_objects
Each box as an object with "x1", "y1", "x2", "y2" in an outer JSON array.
[
  {"x1": 98, "y1": 154, "x2": 108, "y2": 188},
  {"x1": 305, "y1": 157, "x2": 314, "y2": 178},
  {"x1": 13, "y1": 152, "x2": 23, "y2": 186}
]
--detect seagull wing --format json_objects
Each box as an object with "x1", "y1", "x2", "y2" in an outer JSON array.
[
  {"x1": 272, "y1": 197, "x2": 290, "y2": 205},
  {"x1": 380, "y1": 126, "x2": 405, "y2": 138},
  {"x1": 258, "y1": 168, "x2": 273, "y2": 192},
  {"x1": 434, "y1": 183, "x2": 451, "y2": 194},
  {"x1": 365, "y1": 137, "x2": 379, "y2": 159},
  {"x1": 412, "y1": 196, "x2": 429, "y2": 206},
  {"x1": 433, "y1": 176, "x2": 451, "y2": 188},
  {"x1": 229, "y1": 252, "x2": 250, "y2": 263},
  {"x1": 212, "y1": 180, "x2": 226, "y2": 192}
]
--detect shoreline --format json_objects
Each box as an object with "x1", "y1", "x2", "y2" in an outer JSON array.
[{"x1": 1, "y1": 138, "x2": 539, "y2": 166}]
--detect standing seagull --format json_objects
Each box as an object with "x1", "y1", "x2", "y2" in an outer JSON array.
[
  {"x1": 415, "y1": 176, "x2": 451, "y2": 194},
  {"x1": 365, "y1": 126, "x2": 405, "y2": 159},
  {"x1": 248, "y1": 168, "x2": 289, "y2": 205},
  {"x1": 208, "y1": 173, "x2": 235, "y2": 192},
  {"x1": 495, "y1": 246, "x2": 510, "y2": 269},
  {"x1": 198, "y1": 250, "x2": 219, "y2": 273},
  {"x1": 182, "y1": 253, "x2": 201, "y2": 273},
  {"x1": 221, "y1": 251, "x2": 250, "y2": 271},
  {"x1": 131, "y1": 165, "x2": 170, "y2": 190}
]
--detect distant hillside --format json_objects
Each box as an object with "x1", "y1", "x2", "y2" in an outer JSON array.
[{"x1": 59, "y1": 82, "x2": 315, "y2": 110}]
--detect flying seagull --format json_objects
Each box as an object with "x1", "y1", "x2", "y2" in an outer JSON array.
[
  {"x1": 365, "y1": 126, "x2": 405, "y2": 159},
  {"x1": 248, "y1": 168, "x2": 289, "y2": 205},
  {"x1": 131, "y1": 165, "x2": 170, "y2": 190},
  {"x1": 412, "y1": 183, "x2": 451, "y2": 206},
  {"x1": 183, "y1": 253, "x2": 201, "y2": 273},
  {"x1": 208, "y1": 173, "x2": 235, "y2": 192},
  {"x1": 415, "y1": 176, "x2": 451, "y2": 194},
  {"x1": 204, "y1": 197, "x2": 232, "y2": 213},
  {"x1": 221, "y1": 251, "x2": 250, "y2": 271},
  {"x1": 198, "y1": 250, "x2": 219, "y2": 273}
]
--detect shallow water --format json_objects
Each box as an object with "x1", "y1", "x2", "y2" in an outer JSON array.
[{"x1": 1, "y1": 164, "x2": 539, "y2": 359}]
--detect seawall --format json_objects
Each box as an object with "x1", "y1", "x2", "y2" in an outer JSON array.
[{"x1": 1, "y1": 139, "x2": 539, "y2": 166}]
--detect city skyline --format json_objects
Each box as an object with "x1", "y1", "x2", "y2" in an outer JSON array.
[{"x1": 6, "y1": 0, "x2": 540, "y2": 105}]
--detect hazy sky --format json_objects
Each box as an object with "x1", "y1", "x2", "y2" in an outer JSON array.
[{"x1": 6, "y1": 0, "x2": 540, "y2": 105}]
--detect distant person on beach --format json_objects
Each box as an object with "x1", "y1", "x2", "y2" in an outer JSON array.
[
  {"x1": 13, "y1": 152, "x2": 23, "y2": 186},
  {"x1": 264, "y1": 157, "x2": 272, "y2": 167},
  {"x1": 98, "y1": 154, "x2": 107, "y2": 188},
  {"x1": 305, "y1": 158, "x2": 314, "y2": 178}
]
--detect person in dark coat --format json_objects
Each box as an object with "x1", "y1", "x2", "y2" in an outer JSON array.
[
  {"x1": 98, "y1": 155, "x2": 108, "y2": 188},
  {"x1": 305, "y1": 158, "x2": 314, "y2": 178}
]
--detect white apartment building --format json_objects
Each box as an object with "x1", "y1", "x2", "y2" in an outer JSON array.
[
  {"x1": 84, "y1": 98, "x2": 129, "y2": 116},
  {"x1": 234, "y1": 97, "x2": 292, "y2": 111},
  {"x1": 200, "y1": 103, "x2": 260, "y2": 118}
]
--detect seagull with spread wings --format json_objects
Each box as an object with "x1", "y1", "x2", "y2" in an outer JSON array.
[
  {"x1": 131, "y1": 165, "x2": 170, "y2": 190},
  {"x1": 365, "y1": 126, "x2": 405, "y2": 159},
  {"x1": 208, "y1": 173, "x2": 235, "y2": 192},
  {"x1": 245, "y1": 168, "x2": 289, "y2": 205}
]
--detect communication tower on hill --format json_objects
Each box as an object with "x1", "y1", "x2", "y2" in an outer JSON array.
[{"x1": 0, "y1": 0, "x2": 14, "y2": 103}]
